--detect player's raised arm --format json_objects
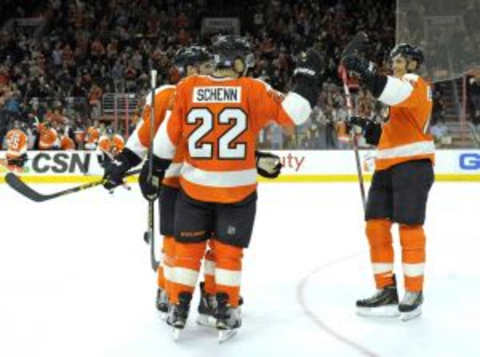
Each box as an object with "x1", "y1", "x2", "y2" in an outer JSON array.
[
  {"x1": 250, "y1": 48, "x2": 325, "y2": 131},
  {"x1": 343, "y1": 43, "x2": 426, "y2": 109}
]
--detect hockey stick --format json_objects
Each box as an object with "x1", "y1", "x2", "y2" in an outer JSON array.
[
  {"x1": 341, "y1": 69, "x2": 367, "y2": 212},
  {"x1": 143, "y1": 69, "x2": 160, "y2": 272},
  {"x1": 5, "y1": 169, "x2": 140, "y2": 203},
  {"x1": 340, "y1": 32, "x2": 369, "y2": 212},
  {"x1": 341, "y1": 31, "x2": 368, "y2": 60}
]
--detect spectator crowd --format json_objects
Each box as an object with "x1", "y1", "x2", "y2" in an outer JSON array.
[{"x1": 0, "y1": 0, "x2": 478, "y2": 152}]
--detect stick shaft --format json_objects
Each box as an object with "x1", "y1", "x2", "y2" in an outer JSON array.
[{"x1": 341, "y1": 69, "x2": 367, "y2": 211}]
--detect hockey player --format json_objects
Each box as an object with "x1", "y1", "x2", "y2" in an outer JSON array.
[
  {"x1": 37, "y1": 121, "x2": 60, "y2": 150},
  {"x1": 343, "y1": 42, "x2": 434, "y2": 320},
  {"x1": 103, "y1": 46, "x2": 216, "y2": 318},
  {"x1": 104, "y1": 35, "x2": 324, "y2": 341},
  {"x1": 4, "y1": 122, "x2": 28, "y2": 171}
]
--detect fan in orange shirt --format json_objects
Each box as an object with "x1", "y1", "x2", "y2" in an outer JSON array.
[{"x1": 343, "y1": 40, "x2": 434, "y2": 321}]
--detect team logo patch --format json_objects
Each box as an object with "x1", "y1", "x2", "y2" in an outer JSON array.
[
  {"x1": 227, "y1": 225, "x2": 236, "y2": 235},
  {"x1": 193, "y1": 87, "x2": 241, "y2": 103}
]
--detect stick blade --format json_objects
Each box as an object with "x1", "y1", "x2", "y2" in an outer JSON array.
[
  {"x1": 341, "y1": 31, "x2": 369, "y2": 60},
  {"x1": 5, "y1": 173, "x2": 47, "y2": 202}
]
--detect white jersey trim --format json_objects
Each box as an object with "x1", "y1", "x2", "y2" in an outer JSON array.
[
  {"x1": 164, "y1": 162, "x2": 183, "y2": 178},
  {"x1": 282, "y1": 92, "x2": 312, "y2": 125},
  {"x1": 403, "y1": 263, "x2": 425, "y2": 277},
  {"x1": 215, "y1": 268, "x2": 241, "y2": 287},
  {"x1": 152, "y1": 110, "x2": 176, "y2": 160},
  {"x1": 377, "y1": 141, "x2": 435, "y2": 160},
  {"x1": 378, "y1": 76, "x2": 414, "y2": 106},
  {"x1": 181, "y1": 162, "x2": 257, "y2": 188},
  {"x1": 145, "y1": 85, "x2": 175, "y2": 106}
]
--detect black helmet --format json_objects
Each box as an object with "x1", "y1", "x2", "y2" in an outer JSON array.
[
  {"x1": 211, "y1": 35, "x2": 254, "y2": 70},
  {"x1": 173, "y1": 46, "x2": 212, "y2": 75},
  {"x1": 390, "y1": 43, "x2": 424, "y2": 66}
]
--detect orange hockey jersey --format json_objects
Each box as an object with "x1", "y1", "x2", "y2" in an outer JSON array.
[
  {"x1": 6, "y1": 129, "x2": 28, "y2": 160},
  {"x1": 85, "y1": 126, "x2": 100, "y2": 150},
  {"x1": 125, "y1": 85, "x2": 175, "y2": 158},
  {"x1": 125, "y1": 84, "x2": 184, "y2": 187},
  {"x1": 153, "y1": 75, "x2": 311, "y2": 203},
  {"x1": 98, "y1": 134, "x2": 125, "y2": 156},
  {"x1": 38, "y1": 124, "x2": 59, "y2": 150},
  {"x1": 375, "y1": 73, "x2": 434, "y2": 170},
  {"x1": 60, "y1": 136, "x2": 76, "y2": 150}
]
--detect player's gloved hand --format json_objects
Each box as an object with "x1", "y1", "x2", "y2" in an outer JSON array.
[
  {"x1": 292, "y1": 48, "x2": 324, "y2": 107},
  {"x1": 342, "y1": 55, "x2": 376, "y2": 83},
  {"x1": 346, "y1": 116, "x2": 368, "y2": 130},
  {"x1": 139, "y1": 155, "x2": 167, "y2": 201},
  {"x1": 255, "y1": 151, "x2": 282, "y2": 179},
  {"x1": 103, "y1": 148, "x2": 141, "y2": 191}
]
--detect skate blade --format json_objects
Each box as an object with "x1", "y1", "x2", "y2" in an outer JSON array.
[
  {"x1": 172, "y1": 327, "x2": 182, "y2": 341},
  {"x1": 158, "y1": 311, "x2": 168, "y2": 321},
  {"x1": 356, "y1": 304, "x2": 400, "y2": 318},
  {"x1": 218, "y1": 329, "x2": 237, "y2": 343},
  {"x1": 196, "y1": 314, "x2": 217, "y2": 328},
  {"x1": 400, "y1": 307, "x2": 422, "y2": 321}
]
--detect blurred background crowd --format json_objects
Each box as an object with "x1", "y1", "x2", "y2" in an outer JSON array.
[{"x1": 1, "y1": 0, "x2": 480, "y2": 152}]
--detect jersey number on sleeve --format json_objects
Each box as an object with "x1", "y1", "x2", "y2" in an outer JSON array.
[{"x1": 187, "y1": 108, "x2": 247, "y2": 159}]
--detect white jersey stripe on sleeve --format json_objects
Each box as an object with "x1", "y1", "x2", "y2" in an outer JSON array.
[
  {"x1": 152, "y1": 110, "x2": 176, "y2": 160},
  {"x1": 125, "y1": 122, "x2": 148, "y2": 159},
  {"x1": 378, "y1": 76, "x2": 414, "y2": 106},
  {"x1": 281, "y1": 92, "x2": 312, "y2": 125}
]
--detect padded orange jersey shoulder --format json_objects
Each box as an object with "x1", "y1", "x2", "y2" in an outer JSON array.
[{"x1": 125, "y1": 85, "x2": 176, "y2": 158}]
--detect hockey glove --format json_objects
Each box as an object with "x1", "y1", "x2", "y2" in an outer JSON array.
[
  {"x1": 139, "y1": 155, "x2": 169, "y2": 201},
  {"x1": 342, "y1": 56, "x2": 386, "y2": 98},
  {"x1": 256, "y1": 151, "x2": 282, "y2": 179},
  {"x1": 103, "y1": 147, "x2": 141, "y2": 190},
  {"x1": 292, "y1": 48, "x2": 324, "y2": 107}
]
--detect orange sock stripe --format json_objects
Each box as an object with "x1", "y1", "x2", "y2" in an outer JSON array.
[
  {"x1": 169, "y1": 241, "x2": 206, "y2": 304},
  {"x1": 163, "y1": 236, "x2": 176, "y2": 301},
  {"x1": 399, "y1": 225, "x2": 426, "y2": 263},
  {"x1": 157, "y1": 266, "x2": 165, "y2": 289},
  {"x1": 213, "y1": 240, "x2": 242, "y2": 306},
  {"x1": 374, "y1": 273, "x2": 395, "y2": 289},
  {"x1": 404, "y1": 276, "x2": 424, "y2": 292}
]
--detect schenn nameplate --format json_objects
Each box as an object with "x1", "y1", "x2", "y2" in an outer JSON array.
[{"x1": 193, "y1": 87, "x2": 242, "y2": 103}]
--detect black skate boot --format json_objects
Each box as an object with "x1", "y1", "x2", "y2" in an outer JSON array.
[
  {"x1": 166, "y1": 292, "x2": 192, "y2": 340},
  {"x1": 215, "y1": 293, "x2": 241, "y2": 343},
  {"x1": 399, "y1": 291, "x2": 423, "y2": 321},
  {"x1": 155, "y1": 288, "x2": 169, "y2": 319},
  {"x1": 197, "y1": 282, "x2": 217, "y2": 328},
  {"x1": 356, "y1": 276, "x2": 399, "y2": 317}
]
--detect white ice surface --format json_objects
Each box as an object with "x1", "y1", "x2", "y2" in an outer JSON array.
[{"x1": 0, "y1": 182, "x2": 479, "y2": 357}]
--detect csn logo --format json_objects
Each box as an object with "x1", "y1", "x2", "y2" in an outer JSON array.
[{"x1": 459, "y1": 153, "x2": 480, "y2": 170}]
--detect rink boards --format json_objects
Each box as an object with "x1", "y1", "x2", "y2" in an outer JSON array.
[{"x1": 1, "y1": 149, "x2": 480, "y2": 183}]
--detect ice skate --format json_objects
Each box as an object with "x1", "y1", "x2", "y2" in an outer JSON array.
[
  {"x1": 215, "y1": 293, "x2": 241, "y2": 343},
  {"x1": 196, "y1": 282, "x2": 217, "y2": 328},
  {"x1": 356, "y1": 277, "x2": 400, "y2": 317},
  {"x1": 166, "y1": 292, "x2": 192, "y2": 341},
  {"x1": 399, "y1": 291, "x2": 423, "y2": 321},
  {"x1": 155, "y1": 288, "x2": 169, "y2": 320}
]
